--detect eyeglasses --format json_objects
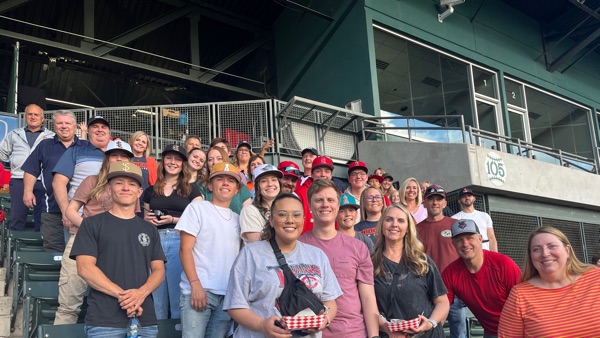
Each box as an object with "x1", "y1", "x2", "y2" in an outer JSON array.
[
  {"x1": 273, "y1": 211, "x2": 303, "y2": 221},
  {"x1": 237, "y1": 149, "x2": 250, "y2": 154},
  {"x1": 349, "y1": 172, "x2": 367, "y2": 177},
  {"x1": 365, "y1": 195, "x2": 383, "y2": 201}
]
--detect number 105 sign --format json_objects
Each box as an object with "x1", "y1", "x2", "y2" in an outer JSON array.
[{"x1": 485, "y1": 152, "x2": 507, "y2": 186}]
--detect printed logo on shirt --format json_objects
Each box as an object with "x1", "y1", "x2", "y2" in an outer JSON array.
[
  {"x1": 360, "y1": 228, "x2": 377, "y2": 236},
  {"x1": 138, "y1": 233, "x2": 150, "y2": 246},
  {"x1": 268, "y1": 264, "x2": 322, "y2": 290},
  {"x1": 441, "y1": 230, "x2": 452, "y2": 238}
]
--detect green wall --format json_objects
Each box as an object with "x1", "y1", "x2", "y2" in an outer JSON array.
[{"x1": 274, "y1": 1, "x2": 375, "y2": 114}]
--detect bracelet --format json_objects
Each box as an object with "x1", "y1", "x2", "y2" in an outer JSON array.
[{"x1": 189, "y1": 279, "x2": 199, "y2": 284}]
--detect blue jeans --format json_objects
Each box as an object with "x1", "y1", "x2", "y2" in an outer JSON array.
[
  {"x1": 153, "y1": 229, "x2": 183, "y2": 319},
  {"x1": 84, "y1": 324, "x2": 158, "y2": 338},
  {"x1": 180, "y1": 291, "x2": 231, "y2": 338},
  {"x1": 449, "y1": 297, "x2": 467, "y2": 338}
]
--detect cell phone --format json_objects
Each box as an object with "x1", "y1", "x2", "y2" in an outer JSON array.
[{"x1": 274, "y1": 319, "x2": 285, "y2": 329}]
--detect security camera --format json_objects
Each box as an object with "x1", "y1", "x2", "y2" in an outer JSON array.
[
  {"x1": 440, "y1": 0, "x2": 465, "y2": 5},
  {"x1": 438, "y1": 5, "x2": 455, "y2": 23}
]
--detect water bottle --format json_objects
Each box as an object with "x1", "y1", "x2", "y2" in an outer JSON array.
[{"x1": 126, "y1": 315, "x2": 141, "y2": 338}]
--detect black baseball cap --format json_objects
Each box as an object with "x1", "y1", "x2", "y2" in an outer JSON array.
[
  {"x1": 425, "y1": 185, "x2": 446, "y2": 199},
  {"x1": 301, "y1": 147, "x2": 318, "y2": 156},
  {"x1": 162, "y1": 144, "x2": 187, "y2": 161},
  {"x1": 87, "y1": 116, "x2": 109, "y2": 128},
  {"x1": 458, "y1": 187, "x2": 474, "y2": 198}
]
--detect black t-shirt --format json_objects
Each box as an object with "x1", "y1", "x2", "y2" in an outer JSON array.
[
  {"x1": 142, "y1": 184, "x2": 202, "y2": 229},
  {"x1": 374, "y1": 255, "x2": 447, "y2": 338},
  {"x1": 70, "y1": 212, "x2": 166, "y2": 327}
]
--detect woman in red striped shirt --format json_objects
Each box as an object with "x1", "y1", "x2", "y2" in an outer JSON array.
[{"x1": 498, "y1": 226, "x2": 600, "y2": 337}]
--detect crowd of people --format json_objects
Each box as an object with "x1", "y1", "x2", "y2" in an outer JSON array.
[{"x1": 1, "y1": 105, "x2": 599, "y2": 338}]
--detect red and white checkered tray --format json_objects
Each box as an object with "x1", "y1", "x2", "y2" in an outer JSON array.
[
  {"x1": 282, "y1": 314, "x2": 326, "y2": 330},
  {"x1": 386, "y1": 317, "x2": 421, "y2": 332}
]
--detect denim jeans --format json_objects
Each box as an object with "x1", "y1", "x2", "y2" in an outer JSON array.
[
  {"x1": 84, "y1": 324, "x2": 158, "y2": 338},
  {"x1": 153, "y1": 229, "x2": 183, "y2": 319},
  {"x1": 180, "y1": 291, "x2": 231, "y2": 338},
  {"x1": 448, "y1": 297, "x2": 467, "y2": 338}
]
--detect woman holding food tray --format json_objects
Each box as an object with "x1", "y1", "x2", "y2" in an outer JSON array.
[{"x1": 372, "y1": 205, "x2": 449, "y2": 338}]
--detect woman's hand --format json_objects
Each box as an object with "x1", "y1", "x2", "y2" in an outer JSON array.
[
  {"x1": 260, "y1": 316, "x2": 292, "y2": 338},
  {"x1": 403, "y1": 314, "x2": 434, "y2": 335},
  {"x1": 144, "y1": 212, "x2": 173, "y2": 227}
]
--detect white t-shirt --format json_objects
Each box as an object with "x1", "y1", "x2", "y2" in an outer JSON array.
[
  {"x1": 239, "y1": 204, "x2": 266, "y2": 245},
  {"x1": 452, "y1": 210, "x2": 493, "y2": 250},
  {"x1": 175, "y1": 200, "x2": 241, "y2": 295}
]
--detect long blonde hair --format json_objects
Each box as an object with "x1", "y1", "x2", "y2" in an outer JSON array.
[
  {"x1": 128, "y1": 131, "x2": 151, "y2": 157},
  {"x1": 372, "y1": 204, "x2": 429, "y2": 277},
  {"x1": 521, "y1": 226, "x2": 594, "y2": 282},
  {"x1": 89, "y1": 156, "x2": 116, "y2": 201},
  {"x1": 399, "y1": 177, "x2": 422, "y2": 206}
]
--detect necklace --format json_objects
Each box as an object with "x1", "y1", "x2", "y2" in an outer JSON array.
[{"x1": 211, "y1": 202, "x2": 232, "y2": 221}]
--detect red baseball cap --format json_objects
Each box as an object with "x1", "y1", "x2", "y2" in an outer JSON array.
[
  {"x1": 348, "y1": 161, "x2": 368, "y2": 174},
  {"x1": 277, "y1": 161, "x2": 301, "y2": 178},
  {"x1": 368, "y1": 174, "x2": 384, "y2": 184},
  {"x1": 312, "y1": 156, "x2": 334, "y2": 171}
]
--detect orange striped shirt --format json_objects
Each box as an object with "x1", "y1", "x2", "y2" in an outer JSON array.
[{"x1": 498, "y1": 267, "x2": 600, "y2": 337}]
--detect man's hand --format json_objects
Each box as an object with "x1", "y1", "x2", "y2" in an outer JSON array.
[
  {"x1": 23, "y1": 191, "x2": 36, "y2": 208},
  {"x1": 190, "y1": 282, "x2": 208, "y2": 311},
  {"x1": 62, "y1": 215, "x2": 72, "y2": 229},
  {"x1": 119, "y1": 288, "x2": 148, "y2": 316}
]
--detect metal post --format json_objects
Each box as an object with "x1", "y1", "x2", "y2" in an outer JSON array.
[{"x1": 7, "y1": 41, "x2": 19, "y2": 114}]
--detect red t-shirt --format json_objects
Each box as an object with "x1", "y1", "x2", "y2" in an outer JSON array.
[
  {"x1": 295, "y1": 177, "x2": 314, "y2": 234},
  {"x1": 442, "y1": 250, "x2": 521, "y2": 335},
  {"x1": 416, "y1": 216, "x2": 458, "y2": 272}
]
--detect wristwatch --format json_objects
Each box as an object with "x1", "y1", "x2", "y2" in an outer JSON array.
[{"x1": 427, "y1": 318, "x2": 438, "y2": 329}]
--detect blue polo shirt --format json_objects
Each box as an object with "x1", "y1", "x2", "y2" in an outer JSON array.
[
  {"x1": 52, "y1": 141, "x2": 104, "y2": 201},
  {"x1": 22, "y1": 136, "x2": 87, "y2": 213}
]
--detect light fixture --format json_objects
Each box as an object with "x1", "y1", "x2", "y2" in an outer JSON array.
[{"x1": 437, "y1": 0, "x2": 465, "y2": 23}]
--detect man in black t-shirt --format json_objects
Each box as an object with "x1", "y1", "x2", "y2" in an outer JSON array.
[{"x1": 70, "y1": 162, "x2": 166, "y2": 338}]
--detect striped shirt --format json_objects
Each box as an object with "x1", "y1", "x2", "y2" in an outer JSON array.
[{"x1": 498, "y1": 267, "x2": 600, "y2": 337}]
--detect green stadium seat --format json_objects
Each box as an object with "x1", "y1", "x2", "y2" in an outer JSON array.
[
  {"x1": 36, "y1": 323, "x2": 86, "y2": 338},
  {"x1": 158, "y1": 318, "x2": 182, "y2": 338},
  {"x1": 22, "y1": 280, "x2": 59, "y2": 338}
]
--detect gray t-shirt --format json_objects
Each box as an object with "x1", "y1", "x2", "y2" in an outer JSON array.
[
  {"x1": 223, "y1": 240, "x2": 342, "y2": 338},
  {"x1": 354, "y1": 231, "x2": 374, "y2": 254}
]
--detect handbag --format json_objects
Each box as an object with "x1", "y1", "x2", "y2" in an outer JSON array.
[{"x1": 269, "y1": 238, "x2": 326, "y2": 324}]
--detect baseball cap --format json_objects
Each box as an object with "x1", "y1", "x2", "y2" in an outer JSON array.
[
  {"x1": 383, "y1": 173, "x2": 394, "y2": 181},
  {"x1": 209, "y1": 162, "x2": 241, "y2": 183},
  {"x1": 106, "y1": 162, "x2": 143, "y2": 186},
  {"x1": 277, "y1": 161, "x2": 301, "y2": 178},
  {"x1": 348, "y1": 161, "x2": 368, "y2": 174},
  {"x1": 301, "y1": 147, "x2": 318, "y2": 156},
  {"x1": 451, "y1": 219, "x2": 480, "y2": 238},
  {"x1": 424, "y1": 185, "x2": 446, "y2": 199},
  {"x1": 368, "y1": 174, "x2": 384, "y2": 184},
  {"x1": 162, "y1": 144, "x2": 188, "y2": 161},
  {"x1": 105, "y1": 140, "x2": 134, "y2": 158},
  {"x1": 237, "y1": 141, "x2": 252, "y2": 151},
  {"x1": 312, "y1": 156, "x2": 334, "y2": 171},
  {"x1": 253, "y1": 164, "x2": 283, "y2": 183},
  {"x1": 87, "y1": 116, "x2": 109, "y2": 128},
  {"x1": 458, "y1": 187, "x2": 474, "y2": 198},
  {"x1": 339, "y1": 193, "x2": 360, "y2": 210}
]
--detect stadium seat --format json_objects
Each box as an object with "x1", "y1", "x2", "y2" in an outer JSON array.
[
  {"x1": 22, "y1": 280, "x2": 59, "y2": 338},
  {"x1": 158, "y1": 318, "x2": 183, "y2": 338},
  {"x1": 36, "y1": 323, "x2": 85, "y2": 338}
]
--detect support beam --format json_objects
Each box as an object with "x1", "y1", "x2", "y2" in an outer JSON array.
[
  {"x1": 189, "y1": 17, "x2": 201, "y2": 78},
  {"x1": 83, "y1": 0, "x2": 94, "y2": 43},
  {"x1": 198, "y1": 36, "x2": 270, "y2": 83},
  {"x1": 0, "y1": 28, "x2": 266, "y2": 98},
  {"x1": 548, "y1": 26, "x2": 600, "y2": 72},
  {"x1": 91, "y1": 5, "x2": 194, "y2": 57},
  {"x1": 0, "y1": 0, "x2": 30, "y2": 14}
]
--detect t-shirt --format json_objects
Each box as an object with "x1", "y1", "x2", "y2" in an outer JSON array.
[
  {"x1": 198, "y1": 182, "x2": 251, "y2": 215},
  {"x1": 239, "y1": 204, "x2": 266, "y2": 245},
  {"x1": 72, "y1": 175, "x2": 141, "y2": 223},
  {"x1": 175, "y1": 201, "x2": 241, "y2": 295},
  {"x1": 299, "y1": 231, "x2": 374, "y2": 338},
  {"x1": 442, "y1": 250, "x2": 521, "y2": 335},
  {"x1": 354, "y1": 220, "x2": 378, "y2": 243},
  {"x1": 142, "y1": 184, "x2": 203, "y2": 230},
  {"x1": 295, "y1": 177, "x2": 314, "y2": 234},
  {"x1": 223, "y1": 240, "x2": 342, "y2": 338},
  {"x1": 21, "y1": 136, "x2": 86, "y2": 213},
  {"x1": 416, "y1": 217, "x2": 458, "y2": 273},
  {"x1": 70, "y1": 212, "x2": 165, "y2": 327},
  {"x1": 354, "y1": 231, "x2": 374, "y2": 254},
  {"x1": 374, "y1": 256, "x2": 447, "y2": 338},
  {"x1": 412, "y1": 204, "x2": 427, "y2": 224},
  {"x1": 452, "y1": 210, "x2": 493, "y2": 250},
  {"x1": 52, "y1": 141, "x2": 104, "y2": 200},
  {"x1": 498, "y1": 268, "x2": 600, "y2": 338},
  {"x1": 132, "y1": 157, "x2": 150, "y2": 190}
]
